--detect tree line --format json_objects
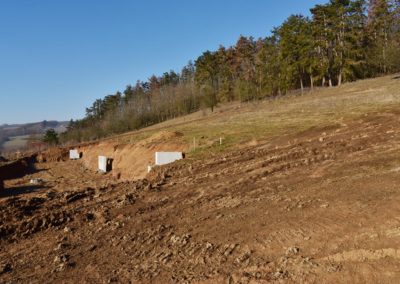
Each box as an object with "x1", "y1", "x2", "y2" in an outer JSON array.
[{"x1": 61, "y1": 0, "x2": 400, "y2": 143}]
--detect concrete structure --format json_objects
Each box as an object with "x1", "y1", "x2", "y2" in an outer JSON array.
[
  {"x1": 30, "y1": 178, "x2": 44, "y2": 184},
  {"x1": 155, "y1": 152, "x2": 183, "y2": 166},
  {"x1": 69, "y1": 149, "x2": 80, "y2": 160},
  {"x1": 98, "y1": 156, "x2": 108, "y2": 173}
]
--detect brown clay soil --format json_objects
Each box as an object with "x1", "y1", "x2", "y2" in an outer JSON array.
[
  {"x1": 2, "y1": 77, "x2": 400, "y2": 283},
  {"x1": 77, "y1": 131, "x2": 186, "y2": 181}
]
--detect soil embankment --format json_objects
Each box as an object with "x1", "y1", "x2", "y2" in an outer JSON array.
[
  {"x1": 77, "y1": 131, "x2": 187, "y2": 180},
  {"x1": 0, "y1": 156, "x2": 36, "y2": 190},
  {"x1": 0, "y1": 156, "x2": 35, "y2": 182}
]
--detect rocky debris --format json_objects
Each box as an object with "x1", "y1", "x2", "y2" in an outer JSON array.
[
  {"x1": 235, "y1": 251, "x2": 252, "y2": 265},
  {"x1": 63, "y1": 226, "x2": 72, "y2": 233},
  {"x1": 272, "y1": 269, "x2": 289, "y2": 280},
  {"x1": 286, "y1": 247, "x2": 300, "y2": 255},
  {"x1": 64, "y1": 188, "x2": 95, "y2": 204},
  {"x1": 54, "y1": 242, "x2": 70, "y2": 252},
  {"x1": 134, "y1": 179, "x2": 150, "y2": 190},
  {"x1": 114, "y1": 193, "x2": 136, "y2": 208},
  {"x1": 65, "y1": 192, "x2": 87, "y2": 203},
  {"x1": 53, "y1": 253, "x2": 74, "y2": 272},
  {"x1": 46, "y1": 191, "x2": 57, "y2": 199},
  {"x1": 0, "y1": 210, "x2": 71, "y2": 241},
  {"x1": 84, "y1": 213, "x2": 95, "y2": 222},
  {"x1": 0, "y1": 262, "x2": 12, "y2": 275},
  {"x1": 53, "y1": 254, "x2": 69, "y2": 264}
]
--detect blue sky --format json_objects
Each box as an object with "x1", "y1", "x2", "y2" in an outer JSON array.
[{"x1": 0, "y1": 0, "x2": 326, "y2": 124}]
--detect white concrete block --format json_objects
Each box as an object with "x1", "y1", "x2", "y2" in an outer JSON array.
[
  {"x1": 69, "y1": 149, "x2": 80, "y2": 160},
  {"x1": 155, "y1": 152, "x2": 183, "y2": 166},
  {"x1": 30, "y1": 178, "x2": 44, "y2": 184},
  {"x1": 98, "y1": 156, "x2": 108, "y2": 172}
]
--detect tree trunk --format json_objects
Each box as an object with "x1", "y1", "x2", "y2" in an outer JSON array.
[
  {"x1": 383, "y1": 46, "x2": 387, "y2": 74},
  {"x1": 383, "y1": 28, "x2": 388, "y2": 74},
  {"x1": 310, "y1": 75, "x2": 314, "y2": 90},
  {"x1": 338, "y1": 71, "x2": 342, "y2": 86},
  {"x1": 300, "y1": 77, "x2": 304, "y2": 94},
  {"x1": 322, "y1": 77, "x2": 326, "y2": 87}
]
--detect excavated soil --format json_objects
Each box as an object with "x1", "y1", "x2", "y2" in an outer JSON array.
[
  {"x1": 2, "y1": 110, "x2": 400, "y2": 283},
  {"x1": 78, "y1": 131, "x2": 186, "y2": 180}
]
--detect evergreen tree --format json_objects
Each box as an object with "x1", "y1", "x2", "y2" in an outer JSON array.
[
  {"x1": 278, "y1": 15, "x2": 315, "y2": 92},
  {"x1": 195, "y1": 51, "x2": 219, "y2": 111},
  {"x1": 43, "y1": 129, "x2": 59, "y2": 145}
]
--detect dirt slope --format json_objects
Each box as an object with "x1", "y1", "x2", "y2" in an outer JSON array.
[
  {"x1": 78, "y1": 131, "x2": 186, "y2": 180},
  {"x1": 1, "y1": 76, "x2": 400, "y2": 283}
]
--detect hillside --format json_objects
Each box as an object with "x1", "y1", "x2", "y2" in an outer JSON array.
[
  {"x1": 64, "y1": 74, "x2": 400, "y2": 180},
  {"x1": 0, "y1": 121, "x2": 68, "y2": 153},
  {"x1": 1, "y1": 75, "x2": 400, "y2": 283},
  {"x1": 61, "y1": 0, "x2": 400, "y2": 144}
]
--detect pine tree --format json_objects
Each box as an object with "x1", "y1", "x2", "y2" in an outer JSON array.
[
  {"x1": 278, "y1": 15, "x2": 315, "y2": 92},
  {"x1": 367, "y1": 0, "x2": 400, "y2": 73},
  {"x1": 194, "y1": 51, "x2": 219, "y2": 111},
  {"x1": 233, "y1": 36, "x2": 257, "y2": 101}
]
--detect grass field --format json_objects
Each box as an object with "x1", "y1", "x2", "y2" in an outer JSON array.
[
  {"x1": 1, "y1": 134, "x2": 42, "y2": 152},
  {"x1": 108, "y1": 74, "x2": 400, "y2": 157}
]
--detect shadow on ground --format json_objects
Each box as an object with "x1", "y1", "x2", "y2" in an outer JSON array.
[
  {"x1": 0, "y1": 157, "x2": 47, "y2": 181},
  {"x1": 0, "y1": 185, "x2": 48, "y2": 198}
]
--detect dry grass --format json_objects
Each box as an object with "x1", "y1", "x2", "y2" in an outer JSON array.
[
  {"x1": 2, "y1": 135, "x2": 32, "y2": 152},
  {"x1": 107, "y1": 74, "x2": 400, "y2": 157}
]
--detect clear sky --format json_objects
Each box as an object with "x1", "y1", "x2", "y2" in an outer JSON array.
[{"x1": 0, "y1": 0, "x2": 326, "y2": 124}]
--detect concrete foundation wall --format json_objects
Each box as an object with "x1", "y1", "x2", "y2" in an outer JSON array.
[
  {"x1": 69, "y1": 150, "x2": 80, "y2": 160},
  {"x1": 98, "y1": 156, "x2": 108, "y2": 172},
  {"x1": 155, "y1": 152, "x2": 183, "y2": 166}
]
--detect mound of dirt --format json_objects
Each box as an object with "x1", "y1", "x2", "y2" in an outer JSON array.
[
  {"x1": 0, "y1": 156, "x2": 35, "y2": 182},
  {"x1": 78, "y1": 131, "x2": 187, "y2": 180},
  {"x1": 138, "y1": 131, "x2": 183, "y2": 145},
  {"x1": 36, "y1": 148, "x2": 69, "y2": 163}
]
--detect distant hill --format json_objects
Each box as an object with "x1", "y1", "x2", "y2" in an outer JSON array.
[{"x1": 0, "y1": 120, "x2": 69, "y2": 152}]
